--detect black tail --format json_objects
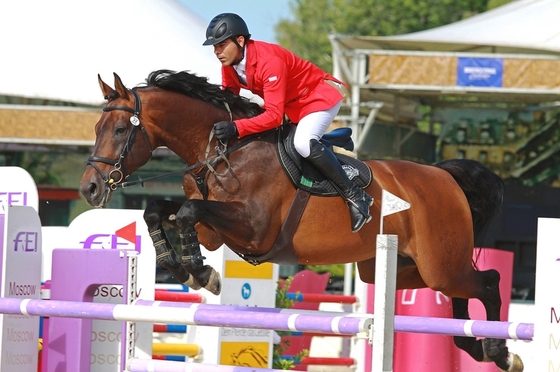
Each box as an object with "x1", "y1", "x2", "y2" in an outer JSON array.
[{"x1": 435, "y1": 159, "x2": 504, "y2": 247}]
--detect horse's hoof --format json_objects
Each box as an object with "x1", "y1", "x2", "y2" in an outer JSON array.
[
  {"x1": 184, "y1": 275, "x2": 202, "y2": 290},
  {"x1": 504, "y1": 353, "x2": 524, "y2": 372},
  {"x1": 204, "y1": 269, "x2": 222, "y2": 295}
]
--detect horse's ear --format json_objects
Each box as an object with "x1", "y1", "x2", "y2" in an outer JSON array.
[
  {"x1": 113, "y1": 72, "x2": 129, "y2": 100},
  {"x1": 98, "y1": 74, "x2": 114, "y2": 100}
]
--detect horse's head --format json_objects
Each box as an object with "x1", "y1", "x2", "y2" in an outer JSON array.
[{"x1": 80, "y1": 73, "x2": 153, "y2": 207}]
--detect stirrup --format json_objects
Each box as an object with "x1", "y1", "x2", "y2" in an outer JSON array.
[{"x1": 348, "y1": 192, "x2": 373, "y2": 217}]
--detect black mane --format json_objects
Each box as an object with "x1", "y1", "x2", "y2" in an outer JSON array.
[{"x1": 140, "y1": 69, "x2": 264, "y2": 118}]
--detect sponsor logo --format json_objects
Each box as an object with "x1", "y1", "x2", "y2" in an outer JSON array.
[
  {"x1": 241, "y1": 283, "x2": 251, "y2": 300},
  {"x1": 80, "y1": 222, "x2": 141, "y2": 253},
  {"x1": 13, "y1": 231, "x2": 38, "y2": 252},
  {"x1": 0, "y1": 192, "x2": 28, "y2": 212}
]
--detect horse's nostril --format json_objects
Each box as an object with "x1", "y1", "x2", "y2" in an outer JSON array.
[
  {"x1": 89, "y1": 182, "x2": 97, "y2": 197},
  {"x1": 80, "y1": 181, "x2": 97, "y2": 200}
]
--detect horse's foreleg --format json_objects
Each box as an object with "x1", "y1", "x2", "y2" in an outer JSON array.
[
  {"x1": 174, "y1": 199, "x2": 238, "y2": 296},
  {"x1": 453, "y1": 269, "x2": 523, "y2": 372},
  {"x1": 143, "y1": 200, "x2": 194, "y2": 285},
  {"x1": 178, "y1": 225, "x2": 221, "y2": 294}
]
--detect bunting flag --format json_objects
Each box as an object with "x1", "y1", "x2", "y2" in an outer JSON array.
[
  {"x1": 381, "y1": 190, "x2": 411, "y2": 217},
  {"x1": 115, "y1": 221, "x2": 137, "y2": 244}
]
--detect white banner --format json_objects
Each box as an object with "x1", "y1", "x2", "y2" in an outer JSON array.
[
  {"x1": 0, "y1": 206, "x2": 42, "y2": 371},
  {"x1": 534, "y1": 218, "x2": 560, "y2": 370},
  {"x1": 381, "y1": 190, "x2": 410, "y2": 217}
]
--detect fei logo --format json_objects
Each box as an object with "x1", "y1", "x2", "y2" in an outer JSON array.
[
  {"x1": 0, "y1": 192, "x2": 28, "y2": 213},
  {"x1": 13, "y1": 231, "x2": 38, "y2": 252},
  {"x1": 80, "y1": 222, "x2": 142, "y2": 253}
]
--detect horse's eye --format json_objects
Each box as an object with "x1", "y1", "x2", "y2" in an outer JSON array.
[{"x1": 115, "y1": 124, "x2": 127, "y2": 136}]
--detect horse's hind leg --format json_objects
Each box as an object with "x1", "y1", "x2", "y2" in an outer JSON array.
[
  {"x1": 453, "y1": 269, "x2": 523, "y2": 372},
  {"x1": 452, "y1": 297, "x2": 484, "y2": 361},
  {"x1": 143, "y1": 199, "x2": 204, "y2": 290}
]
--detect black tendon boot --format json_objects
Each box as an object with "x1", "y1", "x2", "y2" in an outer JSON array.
[{"x1": 307, "y1": 139, "x2": 373, "y2": 232}]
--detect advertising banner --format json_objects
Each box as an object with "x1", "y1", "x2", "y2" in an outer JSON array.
[
  {"x1": 457, "y1": 57, "x2": 503, "y2": 87},
  {"x1": 534, "y1": 218, "x2": 560, "y2": 371},
  {"x1": 0, "y1": 206, "x2": 42, "y2": 372}
]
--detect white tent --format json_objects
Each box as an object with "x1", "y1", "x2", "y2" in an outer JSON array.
[
  {"x1": 0, "y1": 0, "x2": 221, "y2": 105},
  {"x1": 329, "y1": 0, "x2": 560, "y2": 153},
  {"x1": 334, "y1": 0, "x2": 560, "y2": 55}
]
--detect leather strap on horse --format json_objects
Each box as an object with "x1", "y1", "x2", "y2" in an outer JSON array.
[
  {"x1": 240, "y1": 188, "x2": 310, "y2": 266},
  {"x1": 120, "y1": 128, "x2": 274, "y2": 189}
]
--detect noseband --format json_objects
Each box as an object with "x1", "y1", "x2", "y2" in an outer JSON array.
[{"x1": 86, "y1": 89, "x2": 153, "y2": 190}]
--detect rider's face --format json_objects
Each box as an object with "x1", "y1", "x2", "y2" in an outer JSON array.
[{"x1": 213, "y1": 36, "x2": 244, "y2": 66}]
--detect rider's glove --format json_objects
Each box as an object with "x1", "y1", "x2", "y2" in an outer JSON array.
[{"x1": 213, "y1": 121, "x2": 238, "y2": 141}]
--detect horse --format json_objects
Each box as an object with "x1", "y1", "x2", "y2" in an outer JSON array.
[{"x1": 79, "y1": 69, "x2": 523, "y2": 371}]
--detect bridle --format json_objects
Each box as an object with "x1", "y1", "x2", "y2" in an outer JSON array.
[
  {"x1": 86, "y1": 87, "x2": 273, "y2": 195},
  {"x1": 86, "y1": 89, "x2": 153, "y2": 190}
]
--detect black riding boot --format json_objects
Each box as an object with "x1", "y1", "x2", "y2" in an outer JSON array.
[{"x1": 307, "y1": 139, "x2": 373, "y2": 232}]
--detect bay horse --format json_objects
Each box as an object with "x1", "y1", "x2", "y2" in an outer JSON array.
[{"x1": 80, "y1": 70, "x2": 522, "y2": 371}]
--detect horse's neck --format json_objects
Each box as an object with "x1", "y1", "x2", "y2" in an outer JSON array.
[{"x1": 156, "y1": 102, "x2": 229, "y2": 164}]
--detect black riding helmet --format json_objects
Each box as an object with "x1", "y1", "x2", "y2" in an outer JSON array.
[{"x1": 203, "y1": 13, "x2": 251, "y2": 46}]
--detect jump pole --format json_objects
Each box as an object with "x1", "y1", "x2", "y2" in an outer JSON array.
[
  {"x1": 371, "y1": 234, "x2": 398, "y2": 372},
  {"x1": 135, "y1": 299, "x2": 532, "y2": 340},
  {"x1": 0, "y1": 298, "x2": 373, "y2": 335},
  {"x1": 0, "y1": 296, "x2": 532, "y2": 338},
  {"x1": 371, "y1": 190, "x2": 411, "y2": 372}
]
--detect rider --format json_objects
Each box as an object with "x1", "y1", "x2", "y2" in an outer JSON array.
[{"x1": 203, "y1": 13, "x2": 373, "y2": 233}]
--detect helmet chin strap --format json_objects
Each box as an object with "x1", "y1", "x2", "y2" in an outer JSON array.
[{"x1": 231, "y1": 37, "x2": 246, "y2": 66}]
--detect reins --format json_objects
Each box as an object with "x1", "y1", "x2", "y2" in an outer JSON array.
[
  {"x1": 88, "y1": 89, "x2": 269, "y2": 190},
  {"x1": 120, "y1": 130, "x2": 268, "y2": 188}
]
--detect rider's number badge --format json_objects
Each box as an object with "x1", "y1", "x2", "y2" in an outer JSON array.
[{"x1": 130, "y1": 116, "x2": 140, "y2": 126}]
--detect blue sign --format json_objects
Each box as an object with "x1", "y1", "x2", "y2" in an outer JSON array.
[
  {"x1": 457, "y1": 57, "x2": 503, "y2": 87},
  {"x1": 241, "y1": 283, "x2": 252, "y2": 300}
]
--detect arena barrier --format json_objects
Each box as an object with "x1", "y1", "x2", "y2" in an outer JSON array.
[
  {"x1": 138, "y1": 299, "x2": 533, "y2": 340},
  {"x1": 285, "y1": 293, "x2": 358, "y2": 304},
  {"x1": 0, "y1": 297, "x2": 373, "y2": 335},
  {"x1": 127, "y1": 358, "x2": 285, "y2": 372},
  {"x1": 154, "y1": 290, "x2": 204, "y2": 303},
  {"x1": 151, "y1": 343, "x2": 200, "y2": 358},
  {"x1": 2, "y1": 227, "x2": 541, "y2": 372},
  {"x1": 280, "y1": 270, "x2": 360, "y2": 369},
  {"x1": 0, "y1": 296, "x2": 533, "y2": 340},
  {"x1": 0, "y1": 167, "x2": 551, "y2": 371},
  {"x1": 40, "y1": 207, "x2": 279, "y2": 370}
]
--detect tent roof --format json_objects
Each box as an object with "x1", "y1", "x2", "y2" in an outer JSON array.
[
  {"x1": 0, "y1": 0, "x2": 222, "y2": 105},
  {"x1": 335, "y1": 0, "x2": 560, "y2": 56}
]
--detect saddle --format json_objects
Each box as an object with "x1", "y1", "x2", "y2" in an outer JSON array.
[
  {"x1": 276, "y1": 124, "x2": 373, "y2": 196},
  {"x1": 238, "y1": 124, "x2": 373, "y2": 266}
]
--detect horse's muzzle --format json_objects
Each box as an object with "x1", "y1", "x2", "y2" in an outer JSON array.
[{"x1": 79, "y1": 173, "x2": 113, "y2": 207}]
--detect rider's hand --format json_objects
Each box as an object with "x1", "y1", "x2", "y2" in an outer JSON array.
[{"x1": 213, "y1": 121, "x2": 238, "y2": 141}]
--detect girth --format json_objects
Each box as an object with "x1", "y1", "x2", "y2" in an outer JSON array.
[{"x1": 235, "y1": 124, "x2": 373, "y2": 266}]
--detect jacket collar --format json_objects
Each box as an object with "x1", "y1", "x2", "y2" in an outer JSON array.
[{"x1": 244, "y1": 40, "x2": 257, "y2": 88}]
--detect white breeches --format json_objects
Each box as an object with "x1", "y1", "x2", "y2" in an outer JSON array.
[{"x1": 293, "y1": 100, "x2": 342, "y2": 158}]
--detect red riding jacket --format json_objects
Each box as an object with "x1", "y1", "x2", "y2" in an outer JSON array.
[{"x1": 221, "y1": 40, "x2": 346, "y2": 138}]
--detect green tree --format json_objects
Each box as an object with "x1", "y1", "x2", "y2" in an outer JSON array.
[
  {"x1": 274, "y1": 277, "x2": 309, "y2": 369},
  {"x1": 275, "y1": 0, "x2": 513, "y2": 72}
]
